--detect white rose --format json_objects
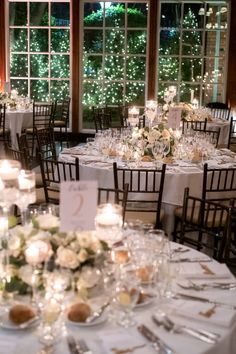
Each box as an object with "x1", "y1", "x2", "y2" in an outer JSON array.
[
  {"x1": 57, "y1": 247, "x2": 79, "y2": 269},
  {"x1": 76, "y1": 231, "x2": 92, "y2": 248},
  {"x1": 25, "y1": 240, "x2": 51, "y2": 265},
  {"x1": 8, "y1": 234, "x2": 21, "y2": 251},
  {"x1": 162, "y1": 129, "x2": 171, "y2": 140},
  {"x1": 90, "y1": 237, "x2": 103, "y2": 252},
  {"x1": 18, "y1": 264, "x2": 35, "y2": 285},
  {"x1": 78, "y1": 249, "x2": 88, "y2": 263},
  {"x1": 35, "y1": 214, "x2": 59, "y2": 230},
  {"x1": 77, "y1": 267, "x2": 101, "y2": 289}
]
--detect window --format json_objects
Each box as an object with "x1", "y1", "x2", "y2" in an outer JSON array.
[
  {"x1": 158, "y1": 0, "x2": 229, "y2": 106},
  {"x1": 82, "y1": 1, "x2": 148, "y2": 129},
  {"x1": 9, "y1": 0, "x2": 70, "y2": 101}
]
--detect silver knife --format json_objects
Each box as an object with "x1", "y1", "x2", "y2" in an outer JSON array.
[
  {"x1": 175, "y1": 292, "x2": 236, "y2": 310},
  {"x1": 170, "y1": 258, "x2": 212, "y2": 263},
  {"x1": 67, "y1": 336, "x2": 81, "y2": 354},
  {"x1": 138, "y1": 324, "x2": 175, "y2": 354}
]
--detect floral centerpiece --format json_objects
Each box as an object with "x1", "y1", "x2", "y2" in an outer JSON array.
[
  {"x1": 5, "y1": 214, "x2": 109, "y2": 296},
  {"x1": 0, "y1": 91, "x2": 17, "y2": 109},
  {"x1": 126, "y1": 123, "x2": 175, "y2": 158}
]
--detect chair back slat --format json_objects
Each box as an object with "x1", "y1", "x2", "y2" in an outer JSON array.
[
  {"x1": 113, "y1": 162, "x2": 166, "y2": 228},
  {"x1": 39, "y1": 154, "x2": 80, "y2": 203},
  {"x1": 203, "y1": 164, "x2": 236, "y2": 201},
  {"x1": 179, "y1": 187, "x2": 232, "y2": 260}
]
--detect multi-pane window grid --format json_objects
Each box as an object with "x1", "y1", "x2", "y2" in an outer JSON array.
[
  {"x1": 158, "y1": 1, "x2": 228, "y2": 106},
  {"x1": 82, "y1": 2, "x2": 148, "y2": 128},
  {"x1": 9, "y1": 1, "x2": 70, "y2": 101}
]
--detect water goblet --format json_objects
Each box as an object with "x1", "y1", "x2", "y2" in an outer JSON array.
[
  {"x1": 162, "y1": 140, "x2": 170, "y2": 159},
  {"x1": 114, "y1": 270, "x2": 139, "y2": 328}
]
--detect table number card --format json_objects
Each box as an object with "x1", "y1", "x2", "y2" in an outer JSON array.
[
  {"x1": 60, "y1": 180, "x2": 98, "y2": 232},
  {"x1": 168, "y1": 107, "x2": 182, "y2": 129}
]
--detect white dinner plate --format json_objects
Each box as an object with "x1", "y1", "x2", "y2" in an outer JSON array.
[
  {"x1": 0, "y1": 313, "x2": 39, "y2": 331},
  {"x1": 66, "y1": 313, "x2": 107, "y2": 327}
]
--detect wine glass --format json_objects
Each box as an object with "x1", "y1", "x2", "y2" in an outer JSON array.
[
  {"x1": 17, "y1": 170, "x2": 36, "y2": 225},
  {"x1": 113, "y1": 270, "x2": 139, "y2": 327},
  {"x1": 152, "y1": 141, "x2": 164, "y2": 167},
  {"x1": 162, "y1": 140, "x2": 170, "y2": 159}
]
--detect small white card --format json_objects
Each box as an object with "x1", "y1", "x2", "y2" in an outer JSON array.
[
  {"x1": 60, "y1": 180, "x2": 98, "y2": 232},
  {"x1": 168, "y1": 107, "x2": 182, "y2": 129}
]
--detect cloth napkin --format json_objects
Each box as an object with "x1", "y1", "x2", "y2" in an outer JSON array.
[
  {"x1": 98, "y1": 329, "x2": 147, "y2": 354},
  {"x1": 167, "y1": 299, "x2": 236, "y2": 328},
  {"x1": 179, "y1": 262, "x2": 231, "y2": 279}
]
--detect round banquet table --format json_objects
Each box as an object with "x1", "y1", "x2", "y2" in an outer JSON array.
[
  {"x1": 1, "y1": 243, "x2": 236, "y2": 354},
  {"x1": 5, "y1": 108, "x2": 33, "y2": 148},
  {"x1": 206, "y1": 119, "x2": 230, "y2": 147},
  {"x1": 59, "y1": 145, "x2": 236, "y2": 234}
]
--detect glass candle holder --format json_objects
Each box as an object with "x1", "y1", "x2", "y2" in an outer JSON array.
[
  {"x1": 146, "y1": 100, "x2": 157, "y2": 127},
  {"x1": 18, "y1": 170, "x2": 36, "y2": 225},
  {"x1": 95, "y1": 203, "x2": 123, "y2": 246},
  {"x1": 128, "y1": 107, "x2": 140, "y2": 127}
]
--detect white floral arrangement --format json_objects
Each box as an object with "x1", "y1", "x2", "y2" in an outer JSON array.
[
  {"x1": 6, "y1": 214, "x2": 108, "y2": 295},
  {"x1": 128, "y1": 123, "x2": 175, "y2": 157},
  {"x1": 0, "y1": 91, "x2": 17, "y2": 109}
]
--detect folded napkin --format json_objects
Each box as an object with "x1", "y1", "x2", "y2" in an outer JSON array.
[
  {"x1": 99, "y1": 329, "x2": 147, "y2": 354},
  {"x1": 168, "y1": 299, "x2": 236, "y2": 328},
  {"x1": 179, "y1": 262, "x2": 231, "y2": 279}
]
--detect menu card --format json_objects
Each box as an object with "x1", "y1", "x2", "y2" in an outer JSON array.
[
  {"x1": 168, "y1": 107, "x2": 182, "y2": 129},
  {"x1": 60, "y1": 180, "x2": 98, "y2": 232}
]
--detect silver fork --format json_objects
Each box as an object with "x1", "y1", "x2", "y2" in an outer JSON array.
[
  {"x1": 85, "y1": 301, "x2": 109, "y2": 323},
  {"x1": 177, "y1": 281, "x2": 236, "y2": 291},
  {"x1": 152, "y1": 313, "x2": 220, "y2": 344},
  {"x1": 78, "y1": 339, "x2": 92, "y2": 354}
]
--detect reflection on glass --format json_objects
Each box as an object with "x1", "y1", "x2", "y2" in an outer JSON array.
[
  {"x1": 84, "y1": 56, "x2": 103, "y2": 79},
  {"x1": 105, "y1": 30, "x2": 125, "y2": 53},
  {"x1": 30, "y1": 80, "x2": 49, "y2": 101},
  {"x1": 127, "y1": 30, "x2": 146, "y2": 54},
  {"x1": 51, "y1": 30, "x2": 70, "y2": 52},
  {"x1": 9, "y1": 3, "x2": 27, "y2": 26},
  {"x1": 84, "y1": 30, "x2": 103, "y2": 53},
  {"x1": 104, "y1": 56, "x2": 124, "y2": 80},
  {"x1": 126, "y1": 82, "x2": 145, "y2": 106},
  {"x1": 51, "y1": 3, "x2": 70, "y2": 27},
  {"x1": 50, "y1": 80, "x2": 70, "y2": 101},
  {"x1": 127, "y1": 3, "x2": 147, "y2": 28},
  {"x1": 10, "y1": 55, "x2": 28, "y2": 77},
  {"x1": 126, "y1": 58, "x2": 145, "y2": 81},
  {"x1": 30, "y1": 54, "x2": 49, "y2": 78},
  {"x1": 30, "y1": 29, "x2": 48, "y2": 52},
  {"x1": 30, "y1": 3, "x2": 48, "y2": 26},
  {"x1": 159, "y1": 30, "x2": 180, "y2": 55},
  {"x1": 51, "y1": 55, "x2": 70, "y2": 78},
  {"x1": 10, "y1": 29, "x2": 27, "y2": 52},
  {"x1": 11, "y1": 80, "x2": 28, "y2": 97},
  {"x1": 105, "y1": 3, "x2": 125, "y2": 27}
]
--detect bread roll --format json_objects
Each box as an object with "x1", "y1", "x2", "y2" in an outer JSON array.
[
  {"x1": 135, "y1": 266, "x2": 153, "y2": 282},
  {"x1": 114, "y1": 250, "x2": 130, "y2": 264},
  {"x1": 9, "y1": 304, "x2": 36, "y2": 325},
  {"x1": 67, "y1": 303, "x2": 91, "y2": 323}
]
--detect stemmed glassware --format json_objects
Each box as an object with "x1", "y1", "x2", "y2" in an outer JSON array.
[
  {"x1": 0, "y1": 160, "x2": 21, "y2": 304},
  {"x1": 145, "y1": 100, "x2": 157, "y2": 128},
  {"x1": 162, "y1": 140, "x2": 170, "y2": 159},
  {"x1": 113, "y1": 269, "x2": 140, "y2": 328},
  {"x1": 152, "y1": 142, "x2": 164, "y2": 167},
  {"x1": 17, "y1": 170, "x2": 36, "y2": 225}
]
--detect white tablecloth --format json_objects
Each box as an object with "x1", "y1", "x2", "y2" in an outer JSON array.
[
  {"x1": 6, "y1": 109, "x2": 33, "y2": 148},
  {"x1": 59, "y1": 146, "x2": 236, "y2": 233},
  {"x1": 1, "y1": 244, "x2": 236, "y2": 354},
  {"x1": 207, "y1": 119, "x2": 230, "y2": 146}
]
